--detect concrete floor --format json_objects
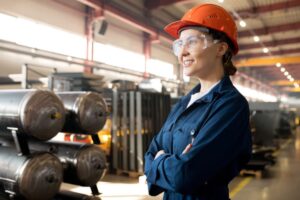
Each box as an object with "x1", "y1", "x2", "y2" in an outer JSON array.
[
  {"x1": 230, "y1": 132, "x2": 300, "y2": 200},
  {"x1": 64, "y1": 130, "x2": 300, "y2": 200}
]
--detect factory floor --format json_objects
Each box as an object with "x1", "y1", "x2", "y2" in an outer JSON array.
[{"x1": 64, "y1": 129, "x2": 300, "y2": 200}]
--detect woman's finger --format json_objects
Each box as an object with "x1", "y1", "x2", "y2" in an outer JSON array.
[{"x1": 182, "y1": 143, "x2": 192, "y2": 154}]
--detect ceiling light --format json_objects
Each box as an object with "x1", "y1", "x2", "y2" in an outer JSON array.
[
  {"x1": 239, "y1": 20, "x2": 246, "y2": 27},
  {"x1": 284, "y1": 71, "x2": 289, "y2": 76},
  {"x1": 291, "y1": 78, "x2": 295, "y2": 82},
  {"x1": 218, "y1": 0, "x2": 224, "y2": 2},
  {"x1": 8, "y1": 74, "x2": 22, "y2": 82},
  {"x1": 294, "y1": 83, "x2": 299, "y2": 88},
  {"x1": 280, "y1": 67, "x2": 286, "y2": 72},
  {"x1": 287, "y1": 75, "x2": 292, "y2": 79},
  {"x1": 263, "y1": 48, "x2": 269, "y2": 53},
  {"x1": 276, "y1": 62, "x2": 281, "y2": 68},
  {"x1": 67, "y1": 56, "x2": 72, "y2": 61},
  {"x1": 253, "y1": 36, "x2": 260, "y2": 42}
]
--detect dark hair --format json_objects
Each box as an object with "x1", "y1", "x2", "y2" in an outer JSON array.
[{"x1": 209, "y1": 29, "x2": 237, "y2": 76}]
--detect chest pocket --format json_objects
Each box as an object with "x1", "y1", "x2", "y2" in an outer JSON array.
[
  {"x1": 172, "y1": 126, "x2": 195, "y2": 154},
  {"x1": 172, "y1": 94, "x2": 221, "y2": 154},
  {"x1": 162, "y1": 93, "x2": 220, "y2": 154},
  {"x1": 160, "y1": 123, "x2": 173, "y2": 153},
  {"x1": 161, "y1": 122, "x2": 190, "y2": 154}
]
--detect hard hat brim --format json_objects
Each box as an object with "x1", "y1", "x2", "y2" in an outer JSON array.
[{"x1": 164, "y1": 20, "x2": 200, "y2": 39}]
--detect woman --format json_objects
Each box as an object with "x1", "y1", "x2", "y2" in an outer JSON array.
[{"x1": 144, "y1": 3, "x2": 252, "y2": 200}]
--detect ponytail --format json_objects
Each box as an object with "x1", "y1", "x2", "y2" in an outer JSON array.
[
  {"x1": 223, "y1": 50, "x2": 237, "y2": 76},
  {"x1": 209, "y1": 29, "x2": 237, "y2": 76}
]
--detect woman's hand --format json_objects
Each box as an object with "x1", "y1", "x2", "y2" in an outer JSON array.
[
  {"x1": 154, "y1": 142, "x2": 192, "y2": 160},
  {"x1": 182, "y1": 143, "x2": 192, "y2": 154},
  {"x1": 154, "y1": 150, "x2": 165, "y2": 160}
]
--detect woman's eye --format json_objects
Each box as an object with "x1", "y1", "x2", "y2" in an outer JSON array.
[
  {"x1": 188, "y1": 39, "x2": 198, "y2": 45},
  {"x1": 178, "y1": 41, "x2": 183, "y2": 47}
]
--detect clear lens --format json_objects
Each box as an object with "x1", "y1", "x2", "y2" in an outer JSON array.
[{"x1": 172, "y1": 34, "x2": 218, "y2": 56}]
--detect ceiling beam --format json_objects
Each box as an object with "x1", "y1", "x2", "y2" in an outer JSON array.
[
  {"x1": 78, "y1": 0, "x2": 300, "y2": 44},
  {"x1": 75, "y1": 0, "x2": 173, "y2": 44},
  {"x1": 239, "y1": 37, "x2": 300, "y2": 50},
  {"x1": 239, "y1": 21, "x2": 300, "y2": 38},
  {"x1": 283, "y1": 87, "x2": 300, "y2": 92},
  {"x1": 235, "y1": 56, "x2": 300, "y2": 68},
  {"x1": 144, "y1": 0, "x2": 300, "y2": 19},
  {"x1": 270, "y1": 80, "x2": 300, "y2": 86},
  {"x1": 237, "y1": 0, "x2": 300, "y2": 19},
  {"x1": 144, "y1": 0, "x2": 193, "y2": 10},
  {"x1": 77, "y1": 0, "x2": 156, "y2": 35},
  {"x1": 235, "y1": 64, "x2": 299, "y2": 69},
  {"x1": 236, "y1": 48, "x2": 300, "y2": 60}
]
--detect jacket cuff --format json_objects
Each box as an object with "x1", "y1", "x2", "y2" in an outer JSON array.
[{"x1": 147, "y1": 153, "x2": 169, "y2": 184}]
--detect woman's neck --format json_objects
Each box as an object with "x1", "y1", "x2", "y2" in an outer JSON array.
[{"x1": 198, "y1": 72, "x2": 224, "y2": 93}]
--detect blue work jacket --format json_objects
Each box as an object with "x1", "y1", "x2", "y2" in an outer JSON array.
[{"x1": 144, "y1": 76, "x2": 252, "y2": 200}]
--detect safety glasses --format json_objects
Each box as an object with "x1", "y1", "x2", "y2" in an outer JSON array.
[{"x1": 172, "y1": 34, "x2": 219, "y2": 56}]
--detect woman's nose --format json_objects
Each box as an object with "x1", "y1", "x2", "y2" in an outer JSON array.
[{"x1": 179, "y1": 45, "x2": 190, "y2": 57}]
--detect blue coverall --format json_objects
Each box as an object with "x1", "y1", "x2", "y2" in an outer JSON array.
[{"x1": 144, "y1": 76, "x2": 252, "y2": 200}]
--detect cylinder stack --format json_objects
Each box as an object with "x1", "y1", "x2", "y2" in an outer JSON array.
[
  {"x1": 0, "y1": 146, "x2": 63, "y2": 200},
  {"x1": 0, "y1": 90, "x2": 65, "y2": 140},
  {"x1": 0, "y1": 89, "x2": 108, "y2": 199},
  {"x1": 57, "y1": 92, "x2": 107, "y2": 134}
]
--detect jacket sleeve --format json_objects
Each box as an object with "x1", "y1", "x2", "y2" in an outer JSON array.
[
  {"x1": 144, "y1": 98, "x2": 184, "y2": 195},
  {"x1": 146, "y1": 96, "x2": 252, "y2": 194},
  {"x1": 144, "y1": 129, "x2": 166, "y2": 196}
]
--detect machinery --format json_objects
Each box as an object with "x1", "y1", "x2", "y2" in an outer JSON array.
[
  {"x1": 0, "y1": 137, "x2": 106, "y2": 187},
  {"x1": 0, "y1": 89, "x2": 107, "y2": 199},
  {"x1": 28, "y1": 140, "x2": 107, "y2": 186},
  {"x1": 0, "y1": 146, "x2": 63, "y2": 200},
  {"x1": 0, "y1": 90, "x2": 65, "y2": 140},
  {"x1": 57, "y1": 92, "x2": 107, "y2": 134}
]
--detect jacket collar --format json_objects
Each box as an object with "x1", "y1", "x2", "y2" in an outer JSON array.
[{"x1": 183, "y1": 75, "x2": 233, "y2": 104}]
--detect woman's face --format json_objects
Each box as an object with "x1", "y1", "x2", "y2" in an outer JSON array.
[{"x1": 176, "y1": 29, "x2": 220, "y2": 79}]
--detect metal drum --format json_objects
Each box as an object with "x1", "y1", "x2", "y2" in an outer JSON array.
[
  {"x1": 19, "y1": 140, "x2": 107, "y2": 186},
  {"x1": 57, "y1": 92, "x2": 107, "y2": 134},
  {"x1": 0, "y1": 90, "x2": 65, "y2": 140},
  {"x1": 0, "y1": 146, "x2": 63, "y2": 200}
]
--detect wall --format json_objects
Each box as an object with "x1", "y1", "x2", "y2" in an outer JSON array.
[{"x1": 0, "y1": 0, "x2": 179, "y2": 85}]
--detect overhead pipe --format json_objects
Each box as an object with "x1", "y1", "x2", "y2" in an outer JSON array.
[
  {"x1": 239, "y1": 37, "x2": 300, "y2": 50},
  {"x1": 144, "y1": 0, "x2": 194, "y2": 10},
  {"x1": 145, "y1": 0, "x2": 300, "y2": 20},
  {"x1": 239, "y1": 21, "x2": 300, "y2": 38},
  {"x1": 237, "y1": 0, "x2": 300, "y2": 19},
  {"x1": 75, "y1": 0, "x2": 172, "y2": 44},
  {"x1": 76, "y1": 0, "x2": 300, "y2": 43}
]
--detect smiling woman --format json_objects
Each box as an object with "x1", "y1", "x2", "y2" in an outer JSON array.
[{"x1": 144, "y1": 3, "x2": 252, "y2": 200}]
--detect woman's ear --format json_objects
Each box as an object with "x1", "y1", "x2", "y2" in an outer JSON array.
[{"x1": 217, "y1": 42, "x2": 228, "y2": 57}]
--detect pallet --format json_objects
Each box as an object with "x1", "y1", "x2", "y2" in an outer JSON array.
[
  {"x1": 116, "y1": 169, "x2": 143, "y2": 178},
  {"x1": 240, "y1": 169, "x2": 263, "y2": 178}
]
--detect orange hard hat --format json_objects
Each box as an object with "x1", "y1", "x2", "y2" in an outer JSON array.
[{"x1": 164, "y1": 3, "x2": 239, "y2": 54}]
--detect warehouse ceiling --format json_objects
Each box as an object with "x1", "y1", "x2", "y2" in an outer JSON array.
[{"x1": 74, "y1": 0, "x2": 300, "y2": 97}]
